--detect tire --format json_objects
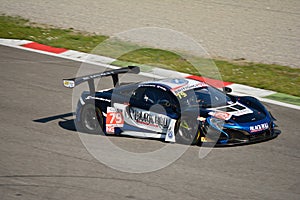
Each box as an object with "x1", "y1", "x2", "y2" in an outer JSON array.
[
  {"x1": 77, "y1": 102, "x2": 104, "y2": 134},
  {"x1": 175, "y1": 116, "x2": 200, "y2": 145}
]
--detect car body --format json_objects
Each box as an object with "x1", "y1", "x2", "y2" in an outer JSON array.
[{"x1": 63, "y1": 66, "x2": 281, "y2": 146}]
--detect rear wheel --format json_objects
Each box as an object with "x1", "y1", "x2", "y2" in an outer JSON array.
[
  {"x1": 175, "y1": 117, "x2": 200, "y2": 145},
  {"x1": 77, "y1": 102, "x2": 104, "y2": 134}
]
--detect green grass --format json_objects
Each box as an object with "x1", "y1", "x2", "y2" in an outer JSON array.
[
  {"x1": 214, "y1": 60, "x2": 300, "y2": 97},
  {"x1": 116, "y1": 48, "x2": 202, "y2": 74},
  {"x1": 113, "y1": 48, "x2": 226, "y2": 80},
  {"x1": 265, "y1": 93, "x2": 300, "y2": 106},
  {"x1": 1, "y1": 15, "x2": 299, "y2": 97},
  {"x1": 0, "y1": 15, "x2": 107, "y2": 52},
  {"x1": 114, "y1": 49, "x2": 299, "y2": 96}
]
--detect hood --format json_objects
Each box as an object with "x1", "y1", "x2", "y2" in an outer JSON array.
[{"x1": 206, "y1": 99, "x2": 272, "y2": 134}]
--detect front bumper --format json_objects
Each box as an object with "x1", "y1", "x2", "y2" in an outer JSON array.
[
  {"x1": 200, "y1": 128, "x2": 281, "y2": 147},
  {"x1": 216, "y1": 128, "x2": 281, "y2": 147}
]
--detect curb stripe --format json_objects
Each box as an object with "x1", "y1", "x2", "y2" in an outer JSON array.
[
  {"x1": 1, "y1": 38, "x2": 299, "y2": 110},
  {"x1": 22, "y1": 42, "x2": 67, "y2": 54},
  {"x1": 187, "y1": 75, "x2": 232, "y2": 88}
]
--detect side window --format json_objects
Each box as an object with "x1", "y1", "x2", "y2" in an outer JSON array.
[
  {"x1": 130, "y1": 86, "x2": 178, "y2": 111},
  {"x1": 154, "y1": 89, "x2": 173, "y2": 105},
  {"x1": 151, "y1": 88, "x2": 180, "y2": 115},
  {"x1": 143, "y1": 88, "x2": 157, "y2": 104},
  {"x1": 130, "y1": 87, "x2": 146, "y2": 102},
  {"x1": 130, "y1": 87, "x2": 157, "y2": 105}
]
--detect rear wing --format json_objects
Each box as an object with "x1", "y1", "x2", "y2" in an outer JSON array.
[{"x1": 63, "y1": 66, "x2": 140, "y2": 94}]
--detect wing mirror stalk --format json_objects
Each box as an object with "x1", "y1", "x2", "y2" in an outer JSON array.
[{"x1": 223, "y1": 87, "x2": 232, "y2": 94}]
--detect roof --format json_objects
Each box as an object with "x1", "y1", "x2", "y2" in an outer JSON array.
[{"x1": 140, "y1": 78, "x2": 208, "y2": 95}]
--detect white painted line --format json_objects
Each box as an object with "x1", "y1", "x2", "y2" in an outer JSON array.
[
  {"x1": 60, "y1": 50, "x2": 116, "y2": 64},
  {"x1": 0, "y1": 38, "x2": 31, "y2": 46},
  {"x1": 150, "y1": 67, "x2": 190, "y2": 78},
  {"x1": 230, "y1": 83, "x2": 276, "y2": 97},
  {"x1": 0, "y1": 41, "x2": 164, "y2": 80},
  {"x1": 231, "y1": 91, "x2": 300, "y2": 110},
  {"x1": 258, "y1": 97, "x2": 300, "y2": 110}
]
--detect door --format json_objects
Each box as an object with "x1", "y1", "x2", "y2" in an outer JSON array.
[{"x1": 122, "y1": 86, "x2": 179, "y2": 133}]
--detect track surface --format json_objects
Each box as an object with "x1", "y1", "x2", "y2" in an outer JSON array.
[
  {"x1": 0, "y1": 45, "x2": 299, "y2": 200},
  {"x1": 0, "y1": 0, "x2": 299, "y2": 67}
]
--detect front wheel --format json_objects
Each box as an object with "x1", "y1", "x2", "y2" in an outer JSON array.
[
  {"x1": 175, "y1": 117, "x2": 200, "y2": 145},
  {"x1": 77, "y1": 102, "x2": 104, "y2": 134}
]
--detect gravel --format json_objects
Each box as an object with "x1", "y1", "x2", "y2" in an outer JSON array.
[{"x1": 0, "y1": 0, "x2": 299, "y2": 67}]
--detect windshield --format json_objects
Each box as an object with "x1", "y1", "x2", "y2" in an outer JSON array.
[{"x1": 181, "y1": 86, "x2": 232, "y2": 108}]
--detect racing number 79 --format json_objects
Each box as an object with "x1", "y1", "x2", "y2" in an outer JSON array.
[
  {"x1": 106, "y1": 107, "x2": 124, "y2": 127},
  {"x1": 108, "y1": 112, "x2": 123, "y2": 124}
]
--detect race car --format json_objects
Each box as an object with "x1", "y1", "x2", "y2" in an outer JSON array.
[{"x1": 63, "y1": 66, "x2": 281, "y2": 146}]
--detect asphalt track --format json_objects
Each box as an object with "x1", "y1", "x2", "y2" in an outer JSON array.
[{"x1": 0, "y1": 45, "x2": 299, "y2": 200}]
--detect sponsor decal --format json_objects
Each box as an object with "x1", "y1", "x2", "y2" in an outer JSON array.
[
  {"x1": 250, "y1": 123, "x2": 269, "y2": 133},
  {"x1": 209, "y1": 103, "x2": 253, "y2": 120},
  {"x1": 106, "y1": 126, "x2": 115, "y2": 133},
  {"x1": 209, "y1": 111, "x2": 232, "y2": 120},
  {"x1": 139, "y1": 84, "x2": 156, "y2": 88},
  {"x1": 165, "y1": 119, "x2": 176, "y2": 143},
  {"x1": 106, "y1": 107, "x2": 124, "y2": 133},
  {"x1": 86, "y1": 96, "x2": 111, "y2": 102},
  {"x1": 171, "y1": 82, "x2": 208, "y2": 95},
  {"x1": 129, "y1": 107, "x2": 170, "y2": 129},
  {"x1": 170, "y1": 78, "x2": 188, "y2": 84},
  {"x1": 138, "y1": 84, "x2": 167, "y2": 91},
  {"x1": 63, "y1": 80, "x2": 75, "y2": 88},
  {"x1": 197, "y1": 116, "x2": 206, "y2": 122},
  {"x1": 231, "y1": 108, "x2": 253, "y2": 116},
  {"x1": 200, "y1": 137, "x2": 214, "y2": 142},
  {"x1": 156, "y1": 85, "x2": 167, "y2": 91},
  {"x1": 201, "y1": 137, "x2": 208, "y2": 142}
]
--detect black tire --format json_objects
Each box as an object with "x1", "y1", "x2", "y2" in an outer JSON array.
[
  {"x1": 175, "y1": 117, "x2": 200, "y2": 145},
  {"x1": 77, "y1": 102, "x2": 104, "y2": 134}
]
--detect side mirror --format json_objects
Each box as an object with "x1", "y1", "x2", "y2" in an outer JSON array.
[{"x1": 223, "y1": 87, "x2": 232, "y2": 94}]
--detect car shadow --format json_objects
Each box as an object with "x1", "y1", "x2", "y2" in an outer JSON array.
[
  {"x1": 58, "y1": 119, "x2": 77, "y2": 132},
  {"x1": 33, "y1": 113, "x2": 279, "y2": 147},
  {"x1": 33, "y1": 112, "x2": 77, "y2": 132},
  {"x1": 33, "y1": 112, "x2": 74, "y2": 123}
]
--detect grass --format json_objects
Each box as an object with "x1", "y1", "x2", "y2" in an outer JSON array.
[
  {"x1": 0, "y1": 15, "x2": 107, "y2": 52},
  {"x1": 214, "y1": 60, "x2": 299, "y2": 97},
  {"x1": 114, "y1": 48, "x2": 299, "y2": 97},
  {"x1": 266, "y1": 93, "x2": 300, "y2": 106},
  {"x1": 1, "y1": 15, "x2": 299, "y2": 97}
]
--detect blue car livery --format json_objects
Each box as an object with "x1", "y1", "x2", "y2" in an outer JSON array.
[{"x1": 63, "y1": 66, "x2": 281, "y2": 146}]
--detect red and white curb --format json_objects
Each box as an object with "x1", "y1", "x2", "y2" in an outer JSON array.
[{"x1": 1, "y1": 38, "x2": 299, "y2": 110}]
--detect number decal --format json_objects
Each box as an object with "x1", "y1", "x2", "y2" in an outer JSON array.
[
  {"x1": 107, "y1": 112, "x2": 123, "y2": 125},
  {"x1": 106, "y1": 107, "x2": 124, "y2": 133},
  {"x1": 177, "y1": 91, "x2": 187, "y2": 99}
]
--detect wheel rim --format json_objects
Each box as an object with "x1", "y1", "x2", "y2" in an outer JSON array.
[
  {"x1": 178, "y1": 119, "x2": 195, "y2": 142},
  {"x1": 83, "y1": 107, "x2": 101, "y2": 131}
]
